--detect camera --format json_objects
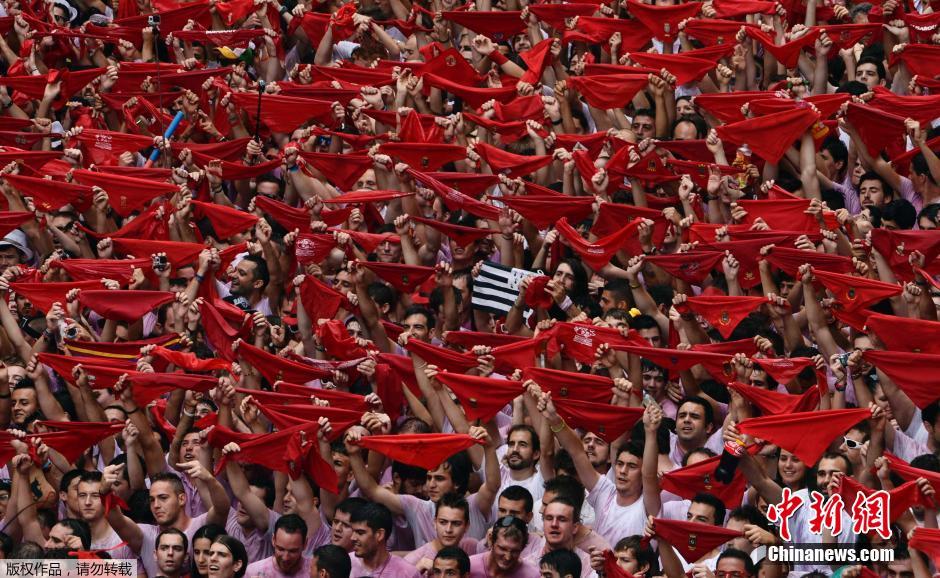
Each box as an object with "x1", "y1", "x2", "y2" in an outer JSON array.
[
  {"x1": 152, "y1": 254, "x2": 168, "y2": 270},
  {"x1": 64, "y1": 325, "x2": 78, "y2": 339},
  {"x1": 147, "y1": 14, "x2": 161, "y2": 27}
]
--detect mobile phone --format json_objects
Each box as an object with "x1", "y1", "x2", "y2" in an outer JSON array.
[{"x1": 641, "y1": 392, "x2": 655, "y2": 408}]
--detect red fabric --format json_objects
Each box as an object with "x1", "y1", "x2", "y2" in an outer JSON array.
[
  {"x1": 625, "y1": 0, "x2": 702, "y2": 41},
  {"x1": 0, "y1": 151, "x2": 62, "y2": 171},
  {"x1": 519, "y1": 38, "x2": 556, "y2": 85},
  {"x1": 592, "y1": 203, "x2": 668, "y2": 253},
  {"x1": 737, "y1": 408, "x2": 871, "y2": 464},
  {"x1": 661, "y1": 452, "x2": 747, "y2": 509},
  {"x1": 812, "y1": 269, "x2": 902, "y2": 312},
  {"x1": 885, "y1": 451, "x2": 940, "y2": 499},
  {"x1": 236, "y1": 341, "x2": 332, "y2": 384},
  {"x1": 763, "y1": 246, "x2": 854, "y2": 277},
  {"x1": 563, "y1": 17, "x2": 652, "y2": 49},
  {"x1": 684, "y1": 19, "x2": 760, "y2": 46},
  {"x1": 31, "y1": 421, "x2": 125, "y2": 463},
  {"x1": 111, "y1": 239, "x2": 203, "y2": 269},
  {"x1": 489, "y1": 337, "x2": 545, "y2": 374},
  {"x1": 475, "y1": 143, "x2": 553, "y2": 178},
  {"x1": 544, "y1": 321, "x2": 645, "y2": 366},
  {"x1": 712, "y1": 0, "x2": 776, "y2": 17},
  {"x1": 704, "y1": 236, "x2": 796, "y2": 289},
  {"x1": 209, "y1": 424, "x2": 339, "y2": 493},
  {"x1": 379, "y1": 143, "x2": 467, "y2": 172},
  {"x1": 199, "y1": 300, "x2": 248, "y2": 362},
  {"x1": 528, "y1": 3, "x2": 599, "y2": 28},
  {"x1": 436, "y1": 373, "x2": 523, "y2": 422},
  {"x1": 38, "y1": 355, "x2": 134, "y2": 388},
  {"x1": 316, "y1": 319, "x2": 370, "y2": 359},
  {"x1": 889, "y1": 44, "x2": 940, "y2": 81},
  {"x1": 444, "y1": 331, "x2": 528, "y2": 349},
  {"x1": 62, "y1": 334, "x2": 180, "y2": 361},
  {"x1": 836, "y1": 475, "x2": 928, "y2": 524},
  {"x1": 230, "y1": 92, "x2": 335, "y2": 134},
  {"x1": 628, "y1": 52, "x2": 714, "y2": 85},
  {"x1": 715, "y1": 107, "x2": 819, "y2": 163},
  {"x1": 11, "y1": 280, "x2": 104, "y2": 313},
  {"x1": 693, "y1": 90, "x2": 772, "y2": 123},
  {"x1": 301, "y1": 152, "x2": 373, "y2": 191},
  {"x1": 353, "y1": 433, "x2": 483, "y2": 470},
  {"x1": 521, "y1": 367, "x2": 614, "y2": 405},
  {"x1": 295, "y1": 234, "x2": 337, "y2": 265},
  {"x1": 865, "y1": 313, "x2": 940, "y2": 354},
  {"x1": 747, "y1": 94, "x2": 849, "y2": 121},
  {"x1": 822, "y1": 23, "x2": 882, "y2": 51},
  {"x1": 52, "y1": 258, "x2": 150, "y2": 285},
  {"x1": 191, "y1": 201, "x2": 259, "y2": 239},
  {"x1": 0, "y1": 68, "x2": 106, "y2": 107},
  {"x1": 645, "y1": 251, "x2": 725, "y2": 284},
  {"x1": 613, "y1": 345, "x2": 736, "y2": 382},
  {"x1": 78, "y1": 290, "x2": 175, "y2": 322},
  {"x1": 322, "y1": 189, "x2": 414, "y2": 205},
  {"x1": 271, "y1": 382, "x2": 370, "y2": 411},
  {"x1": 745, "y1": 27, "x2": 820, "y2": 68},
  {"x1": 404, "y1": 338, "x2": 479, "y2": 372},
  {"x1": 870, "y1": 229, "x2": 940, "y2": 282},
  {"x1": 423, "y1": 74, "x2": 517, "y2": 108},
  {"x1": 736, "y1": 198, "x2": 828, "y2": 232},
  {"x1": 552, "y1": 397, "x2": 643, "y2": 443},
  {"x1": 70, "y1": 169, "x2": 179, "y2": 217},
  {"x1": 910, "y1": 528, "x2": 940, "y2": 567},
  {"x1": 693, "y1": 339, "x2": 759, "y2": 357},
  {"x1": 862, "y1": 350, "x2": 940, "y2": 408},
  {"x1": 411, "y1": 216, "x2": 496, "y2": 247},
  {"x1": 676, "y1": 295, "x2": 770, "y2": 339},
  {"x1": 442, "y1": 10, "x2": 525, "y2": 41},
  {"x1": 2, "y1": 174, "x2": 94, "y2": 213},
  {"x1": 298, "y1": 275, "x2": 356, "y2": 322},
  {"x1": 750, "y1": 356, "x2": 815, "y2": 384},
  {"x1": 524, "y1": 275, "x2": 554, "y2": 309},
  {"x1": 0, "y1": 211, "x2": 32, "y2": 238},
  {"x1": 150, "y1": 346, "x2": 231, "y2": 372},
  {"x1": 256, "y1": 403, "x2": 363, "y2": 437},
  {"x1": 409, "y1": 170, "x2": 500, "y2": 220},
  {"x1": 500, "y1": 196, "x2": 594, "y2": 230},
  {"x1": 846, "y1": 103, "x2": 907, "y2": 158},
  {"x1": 360, "y1": 261, "x2": 435, "y2": 294},
  {"x1": 650, "y1": 519, "x2": 742, "y2": 563},
  {"x1": 555, "y1": 217, "x2": 639, "y2": 270},
  {"x1": 419, "y1": 48, "x2": 483, "y2": 89},
  {"x1": 568, "y1": 74, "x2": 649, "y2": 110},
  {"x1": 424, "y1": 172, "x2": 499, "y2": 196},
  {"x1": 727, "y1": 382, "x2": 819, "y2": 415}
]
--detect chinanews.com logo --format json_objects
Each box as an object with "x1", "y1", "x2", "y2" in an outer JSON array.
[{"x1": 765, "y1": 487, "x2": 895, "y2": 564}]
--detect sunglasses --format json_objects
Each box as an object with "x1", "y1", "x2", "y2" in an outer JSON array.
[
  {"x1": 843, "y1": 436, "x2": 863, "y2": 450},
  {"x1": 494, "y1": 516, "x2": 526, "y2": 532}
]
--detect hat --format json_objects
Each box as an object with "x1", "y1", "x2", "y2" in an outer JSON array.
[
  {"x1": 217, "y1": 46, "x2": 240, "y2": 60},
  {"x1": 52, "y1": 0, "x2": 79, "y2": 24},
  {"x1": 0, "y1": 229, "x2": 33, "y2": 262}
]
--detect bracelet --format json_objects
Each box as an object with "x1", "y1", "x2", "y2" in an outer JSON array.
[
  {"x1": 1, "y1": 99, "x2": 12, "y2": 110},
  {"x1": 183, "y1": 408, "x2": 196, "y2": 417},
  {"x1": 0, "y1": 392, "x2": 9, "y2": 399},
  {"x1": 127, "y1": 407, "x2": 140, "y2": 414},
  {"x1": 550, "y1": 420, "x2": 567, "y2": 434},
  {"x1": 552, "y1": 118, "x2": 562, "y2": 126},
  {"x1": 680, "y1": 313, "x2": 695, "y2": 320},
  {"x1": 629, "y1": 282, "x2": 641, "y2": 289},
  {"x1": 279, "y1": 4, "x2": 289, "y2": 14},
  {"x1": 559, "y1": 296, "x2": 573, "y2": 311},
  {"x1": 489, "y1": 51, "x2": 508, "y2": 65}
]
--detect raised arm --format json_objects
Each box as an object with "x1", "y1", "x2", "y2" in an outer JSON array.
[{"x1": 343, "y1": 425, "x2": 405, "y2": 515}]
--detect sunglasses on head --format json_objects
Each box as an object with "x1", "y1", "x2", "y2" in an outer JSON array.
[{"x1": 494, "y1": 516, "x2": 526, "y2": 532}]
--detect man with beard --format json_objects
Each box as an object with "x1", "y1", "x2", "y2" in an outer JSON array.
[
  {"x1": 348, "y1": 502, "x2": 420, "y2": 578},
  {"x1": 154, "y1": 529, "x2": 188, "y2": 578},
  {"x1": 499, "y1": 425, "x2": 546, "y2": 519},
  {"x1": 245, "y1": 515, "x2": 312, "y2": 578}
]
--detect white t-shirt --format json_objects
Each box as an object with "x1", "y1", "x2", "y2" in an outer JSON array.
[{"x1": 585, "y1": 476, "x2": 648, "y2": 545}]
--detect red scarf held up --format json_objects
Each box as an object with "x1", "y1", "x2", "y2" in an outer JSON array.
[
  {"x1": 649, "y1": 518, "x2": 743, "y2": 563},
  {"x1": 864, "y1": 313, "x2": 940, "y2": 354},
  {"x1": 521, "y1": 366, "x2": 614, "y2": 405},
  {"x1": 555, "y1": 217, "x2": 640, "y2": 270},
  {"x1": 567, "y1": 74, "x2": 650, "y2": 110},
  {"x1": 736, "y1": 408, "x2": 871, "y2": 464},
  {"x1": 675, "y1": 295, "x2": 771, "y2": 339},
  {"x1": 811, "y1": 268, "x2": 902, "y2": 312},
  {"x1": 625, "y1": 0, "x2": 703, "y2": 41},
  {"x1": 862, "y1": 350, "x2": 940, "y2": 408},
  {"x1": 435, "y1": 372, "x2": 523, "y2": 422},
  {"x1": 612, "y1": 345, "x2": 736, "y2": 383},
  {"x1": 645, "y1": 251, "x2": 725, "y2": 285},
  {"x1": 714, "y1": 106, "x2": 819, "y2": 163},
  {"x1": 727, "y1": 381, "x2": 820, "y2": 416},
  {"x1": 78, "y1": 290, "x2": 175, "y2": 322},
  {"x1": 661, "y1": 452, "x2": 747, "y2": 509},
  {"x1": 352, "y1": 433, "x2": 484, "y2": 470},
  {"x1": 551, "y1": 397, "x2": 643, "y2": 443},
  {"x1": 71, "y1": 169, "x2": 179, "y2": 217}
]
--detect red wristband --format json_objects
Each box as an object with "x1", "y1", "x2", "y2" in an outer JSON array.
[{"x1": 489, "y1": 51, "x2": 508, "y2": 65}]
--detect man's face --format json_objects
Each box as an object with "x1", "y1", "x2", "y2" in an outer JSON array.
[
  {"x1": 715, "y1": 557, "x2": 749, "y2": 578},
  {"x1": 0, "y1": 488, "x2": 9, "y2": 518},
  {"x1": 599, "y1": 291, "x2": 622, "y2": 314},
  {"x1": 331, "y1": 510, "x2": 355, "y2": 551},
  {"x1": 855, "y1": 63, "x2": 882, "y2": 89},
  {"x1": 403, "y1": 312, "x2": 432, "y2": 343},
  {"x1": 11, "y1": 388, "x2": 37, "y2": 425},
  {"x1": 553, "y1": 264, "x2": 576, "y2": 292},
  {"x1": 273, "y1": 529, "x2": 305, "y2": 573},
  {"x1": 816, "y1": 457, "x2": 847, "y2": 496},
  {"x1": 506, "y1": 430, "x2": 537, "y2": 471},
  {"x1": 725, "y1": 518, "x2": 755, "y2": 553},
  {"x1": 886, "y1": 559, "x2": 914, "y2": 578},
  {"x1": 156, "y1": 534, "x2": 187, "y2": 575},
  {"x1": 230, "y1": 260, "x2": 259, "y2": 297},
  {"x1": 676, "y1": 99, "x2": 695, "y2": 116},
  {"x1": 0, "y1": 246, "x2": 21, "y2": 275},
  {"x1": 149, "y1": 481, "x2": 184, "y2": 526},
  {"x1": 540, "y1": 566, "x2": 563, "y2": 578},
  {"x1": 350, "y1": 521, "x2": 380, "y2": 559},
  {"x1": 236, "y1": 485, "x2": 267, "y2": 527},
  {"x1": 642, "y1": 369, "x2": 666, "y2": 400},
  {"x1": 673, "y1": 121, "x2": 698, "y2": 141},
  {"x1": 491, "y1": 534, "x2": 524, "y2": 572},
  {"x1": 181, "y1": 432, "x2": 201, "y2": 462},
  {"x1": 818, "y1": 149, "x2": 843, "y2": 180},
  {"x1": 77, "y1": 480, "x2": 104, "y2": 522},
  {"x1": 582, "y1": 432, "x2": 610, "y2": 469},
  {"x1": 859, "y1": 178, "x2": 886, "y2": 208},
  {"x1": 335, "y1": 270, "x2": 354, "y2": 295},
  {"x1": 256, "y1": 181, "x2": 280, "y2": 198},
  {"x1": 613, "y1": 549, "x2": 641, "y2": 574},
  {"x1": 433, "y1": 557, "x2": 467, "y2": 578},
  {"x1": 603, "y1": 314, "x2": 629, "y2": 332},
  {"x1": 355, "y1": 169, "x2": 378, "y2": 191},
  {"x1": 542, "y1": 502, "x2": 576, "y2": 549},
  {"x1": 748, "y1": 367, "x2": 770, "y2": 389},
  {"x1": 497, "y1": 497, "x2": 530, "y2": 522},
  {"x1": 612, "y1": 450, "x2": 642, "y2": 495},
  {"x1": 46, "y1": 523, "x2": 80, "y2": 550},
  {"x1": 631, "y1": 115, "x2": 655, "y2": 140},
  {"x1": 435, "y1": 506, "x2": 467, "y2": 547},
  {"x1": 376, "y1": 238, "x2": 402, "y2": 263},
  {"x1": 638, "y1": 328, "x2": 661, "y2": 348},
  {"x1": 426, "y1": 465, "x2": 456, "y2": 502},
  {"x1": 676, "y1": 401, "x2": 712, "y2": 444},
  {"x1": 686, "y1": 501, "x2": 717, "y2": 526}
]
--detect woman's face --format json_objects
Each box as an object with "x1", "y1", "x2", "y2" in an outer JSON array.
[
  {"x1": 778, "y1": 450, "x2": 806, "y2": 487},
  {"x1": 553, "y1": 263, "x2": 576, "y2": 292},
  {"x1": 193, "y1": 538, "x2": 213, "y2": 576},
  {"x1": 207, "y1": 542, "x2": 241, "y2": 578}
]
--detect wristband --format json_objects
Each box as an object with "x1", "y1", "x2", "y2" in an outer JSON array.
[
  {"x1": 489, "y1": 51, "x2": 508, "y2": 65},
  {"x1": 183, "y1": 408, "x2": 196, "y2": 417},
  {"x1": 0, "y1": 392, "x2": 9, "y2": 399},
  {"x1": 559, "y1": 296, "x2": 573, "y2": 311},
  {"x1": 550, "y1": 419, "x2": 567, "y2": 433},
  {"x1": 127, "y1": 407, "x2": 140, "y2": 414},
  {"x1": 195, "y1": 273, "x2": 205, "y2": 283},
  {"x1": 552, "y1": 118, "x2": 562, "y2": 126},
  {"x1": 279, "y1": 4, "x2": 289, "y2": 14}
]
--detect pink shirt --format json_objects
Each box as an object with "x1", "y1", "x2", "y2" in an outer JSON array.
[
  {"x1": 399, "y1": 493, "x2": 491, "y2": 545},
  {"x1": 469, "y1": 552, "x2": 541, "y2": 578},
  {"x1": 245, "y1": 556, "x2": 313, "y2": 578},
  {"x1": 403, "y1": 538, "x2": 481, "y2": 566},
  {"x1": 349, "y1": 552, "x2": 421, "y2": 578},
  {"x1": 138, "y1": 512, "x2": 208, "y2": 578},
  {"x1": 226, "y1": 507, "x2": 279, "y2": 562}
]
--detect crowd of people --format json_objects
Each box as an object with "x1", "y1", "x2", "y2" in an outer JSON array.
[{"x1": 0, "y1": 0, "x2": 938, "y2": 577}]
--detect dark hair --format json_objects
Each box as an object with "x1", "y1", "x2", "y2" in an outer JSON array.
[
  {"x1": 613, "y1": 536, "x2": 659, "y2": 577},
  {"x1": 436, "y1": 546, "x2": 471, "y2": 575},
  {"x1": 150, "y1": 472, "x2": 185, "y2": 495},
  {"x1": 157, "y1": 528, "x2": 189, "y2": 551},
  {"x1": 540, "y1": 549, "x2": 581, "y2": 578},
  {"x1": 602, "y1": 279, "x2": 633, "y2": 306},
  {"x1": 545, "y1": 495, "x2": 581, "y2": 524},
  {"x1": 56, "y1": 518, "x2": 92, "y2": 550},
  {"x1": 918, "y1": 204, "x2": 940, "y2": 227},
  {"x1": 682, "y1": 447, "x2": 717, "y2": 467},
  {"x1": 691, "y1": 493, "x2": 727, "y2": 526},
  {"x1": 507, "y1": 424, "x2": 540, "y2": 454},
  {"x1": 729, "y1": 505, "x2": 772, "y2": 532},
  {"x1": 717, "y1": 548, "x2": 757, "y2": 576},
  {"x1": 349, "y1": 501, "x2": 393, "y2": 539},
  {"x1": 630, "y1": 314, "x2": 659, "y2": 332},
  {"x1": 368, "y1": 282, "x2": 396, "y2": 308},
  {"x1": 912, "y1": 453, "x2": 940, "y2": 472},
  {"x1": 821, "y1": 136, "x2": 848, "y2": 172},
  {"x1": 403, "y1": 305, "x2": 436, "y2": 332},
  {"x1": 614, "y1": 440, "x2": 645, "y2": 463},
  {"x1": 440, "y1": 451, "x2": 472, "y2": 496},
  {"x1": 249, "y1": 475, "x2": 276, "y2": 509},
  {"x1": 274, "y1": 513, "x2": 309, "y2": 542},
  {"x1": 836, "y1": 80, "x2": 870, "y2": 96},
  {"x1": 212, "y1": 535, "x2": 249, "y2": 578},
  {"x1": 0, "y1": 531, "x2": 12, "y2": 557},
  {"x1": 882, "y1": 199, "x2": 917, "y2": 229},
  {"x1": 672, "y1": 114, "x2": 708, "y2": 139},
  {"x1": 543, "y1": 475, "x2": 585, "y2": 519},
  {"x1": 336, "y1": 496, "x2": 368, "y2": 517},
  {"x1": 315, "y1": 544, "x2": 353, "y2": 578},
  {"x1": 856, "y1": 56, "x2": 886, "y2": 80},
  {"x1": 59, "y1": 469, "x2": 83, "y2": 493},
  {"x1": 677, "y1": 395, "x2": 715, "y2": 427},
  {"x1": 77, "y1": 470, "x2": 103, "y2": 485},
  {"x1": 499, "y1": 485, "x2": 534, "y2": 514},
  {"x1": 912, "y1": 152, "x2": 939, "y2": 185},
  {"x1": 634, "y1": 108, "x2": 655, "y2": 120},
  {"x1": 190, "y1": 523, "x2": 227, "y2": 578},
  {"x1": 491, "y1": 516, "x2": 528, "y2": 546},
  {"x1": 240, "y1": 254, "x2": 270, "y2": 289},
  {"x1": 436, "y1": 492, "x2": 470, "y2": 522},
  {"x1": 392, "y1": 461, "x2": 427, "y2": 485},
  {"x1": 858, "y1": 171, "x2": 894, "y2": 202}
]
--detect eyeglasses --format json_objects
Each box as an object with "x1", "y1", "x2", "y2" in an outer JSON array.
[{"x1": 843, "y1": 436, "x2": 863, "y2": 450}]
